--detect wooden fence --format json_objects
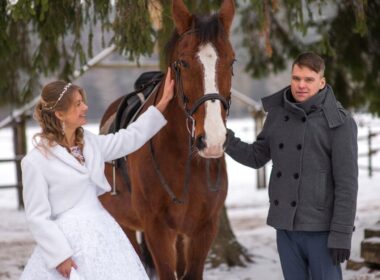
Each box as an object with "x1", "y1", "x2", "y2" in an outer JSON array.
[
  {"x1": 358, "y1": 127, "x2": 380, "y2": 177},
  {"x1": 0, "y1": 118, "x2": 28, "y2": 209}
]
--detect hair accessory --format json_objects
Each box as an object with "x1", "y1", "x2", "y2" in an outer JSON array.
[{"x1": 44, "y1": 83, "x2": 72, "y2": 110}]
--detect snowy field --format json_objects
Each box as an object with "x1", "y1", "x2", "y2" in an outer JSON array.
[{"x1": 1, "y1": 115, "x2": 380, "y2": 280}]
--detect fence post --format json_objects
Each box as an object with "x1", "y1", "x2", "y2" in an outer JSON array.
[
  {"x1": 252, "y1": 110, "x2": 266, "y2": 189},
  {"x1": 12, "y1": 115, "x2": 27, "y2": 209},
  {"x1": 368, "y1": 127, "x2": 372, "y2": 178}
]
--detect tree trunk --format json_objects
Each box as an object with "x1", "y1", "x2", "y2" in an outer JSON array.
[{"x1": 208, "y1": 205, "x2": 253, "y2": 267}]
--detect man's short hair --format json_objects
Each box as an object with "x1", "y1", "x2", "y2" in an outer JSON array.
[{"x1": 292, "y1": 52, "x2": 325, "y2": 75}]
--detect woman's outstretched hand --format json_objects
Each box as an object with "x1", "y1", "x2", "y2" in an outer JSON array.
[
  {"x1": 156, "y1": 67, "x2": 175, "y2": 113},
  {"x1": 56, "y1": 257, "x2": 77, "y2": 278}
]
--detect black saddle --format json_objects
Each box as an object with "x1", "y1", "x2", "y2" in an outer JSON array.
[
  {"x1": 109, "y1": 71, "x2": 164, "y2": 133},
  {"x1": 108, "y1": 71, "x2": 164, "y2": 193}
]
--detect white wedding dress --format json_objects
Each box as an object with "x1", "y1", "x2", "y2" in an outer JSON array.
[{"x1": 20, "y1": 183, "x2": 149, "y2": 280}]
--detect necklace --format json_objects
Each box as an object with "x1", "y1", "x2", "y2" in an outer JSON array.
[{"x1": 69, "y1": 145, "x2": 85, "y2": 165}]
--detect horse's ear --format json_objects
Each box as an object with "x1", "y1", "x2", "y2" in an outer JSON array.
[
  {"x1": 219, "y1": 0, "x2": 235, "y2": 33},
  {"x1": 172, "y1": 0, "x2": 192, "y2": 34}
]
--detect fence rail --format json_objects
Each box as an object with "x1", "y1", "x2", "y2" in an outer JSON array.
[
  {"x1": 0, "y1": 155, "x2": 24, "y2": 163},
  {"x1": 230, "y1": 88, "x2": 266, "y2": 189},
  {"x1": 358, "y1": 127, "x2": 380, "y2": 177},
  {"x1": 0, "y1": 183, "x2": 22, "y2": 190},
  {"x1": 0, "y1": 155, "x2": 23, "y2": 190}
]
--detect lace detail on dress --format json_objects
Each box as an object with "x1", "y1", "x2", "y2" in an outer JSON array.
[{"x1": 20, "y1": 186, "x2": 148, "y2": 280}]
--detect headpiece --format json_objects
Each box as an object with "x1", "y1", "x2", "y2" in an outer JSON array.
[{"x1": 43, "y1": 83, "x2": 72, "y2": 111}]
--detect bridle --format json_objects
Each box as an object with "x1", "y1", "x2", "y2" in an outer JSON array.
[
  {"x1": 172, "y1": 59, "x2": 231, "y2": 138},
  {"x1": 171, "y1": 31, "x2": 231, "y2": 138},
  {"x1": 148, "y1": 29, "x2": 231, "y2": 204}
]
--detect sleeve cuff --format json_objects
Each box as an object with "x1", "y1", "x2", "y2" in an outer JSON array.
[
  {"x1": 149, "y1": 105, "x2": 167, "y2": 126},
  {"x1": 46, "y1": 249, "x2": 73, "y2": 269},
  {"x1": 328, "y1": 230, "x2": 352, "y2": 249},
  {"x1": 225, "y1": 129, "x2": 235, "y2": 149},
  {"x1": 330, "y1": 223, "x2": 355, "y2": 233}
]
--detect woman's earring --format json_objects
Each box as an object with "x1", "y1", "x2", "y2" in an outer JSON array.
[{"x1": 61, "y1": 121, "x2": 65, "y2": 135}]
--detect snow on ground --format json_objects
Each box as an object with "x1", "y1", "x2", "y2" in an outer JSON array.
[{"x1": 1, "y1": 116, "x2": 380, "y2": 280}]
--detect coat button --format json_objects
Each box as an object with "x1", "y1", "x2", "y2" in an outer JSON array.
[
  {"x1": 277, "y1": 171, "x2": 282, "y2": 178},
  {"x1": 274, "y1": 199, "x2": 279, "y2": 206},
  {"x1": 302, "y1": 117, "x2": 307, "y2": 122},
  {"x1": 293, "y1": 173, "x2": 299, "y2": 179},
  {"x1": 291, "y1": 201, "x2": 297, "y2": 207},
  {"x1": 279, "y1": 143, "x2": 284, "y2": 149},
  {"x1": 284, "y1": 115, "x2": 290, "y2": 121},
  {"x1": 296, "y1": 144, "x2": 302, "y2": 150}
]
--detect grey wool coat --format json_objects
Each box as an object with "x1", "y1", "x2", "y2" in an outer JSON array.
[{"x1": 226, "y1": 85, "x2": 358, "y2": 249}]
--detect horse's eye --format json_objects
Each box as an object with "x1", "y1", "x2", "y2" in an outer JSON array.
[{"x1": 179, "y1": 60, "x2": 189, "y2": 69}]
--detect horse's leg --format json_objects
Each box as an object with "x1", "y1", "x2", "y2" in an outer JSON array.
[
  {"x1": 140, "y1": 232, "x2": 156, "y2": 278},
  {"x1": 144, "y1": 219, "x2": 177, "y2": 280},
  {"x1": 182, "y1": 221, "x2": 218, "y2": 280},
  {"x1": 121, "y1": 226, "x2": 141, "y2": 257},
  {"x1": 176, "y1": 234, "x2": 186, "y2": 279}
]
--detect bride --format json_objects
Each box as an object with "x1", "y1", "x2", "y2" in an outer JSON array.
[{"x1": 20, "y1": 71, "x2": 174, "y2": 279}]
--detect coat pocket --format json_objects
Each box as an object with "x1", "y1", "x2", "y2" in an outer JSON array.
[{"x1": 315, "y1": 170, "x2": 327, "y2": 210}]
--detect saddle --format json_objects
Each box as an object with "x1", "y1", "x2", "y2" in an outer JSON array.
[
  {"x1": 109, "y1": 71, "x2": 164, "y2": 133},
  {"x1": 108, "y1": 71, "x2": 164, "y2": 193}
]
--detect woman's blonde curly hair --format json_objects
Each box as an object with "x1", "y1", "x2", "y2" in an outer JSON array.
[{"x1": 33, "y1": 81, "x2": 87, "y2": 151}]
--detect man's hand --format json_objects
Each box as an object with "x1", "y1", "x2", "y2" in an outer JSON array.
[
  {"x1": 56, "y1": 257, "x2": 77, "y2": 278},
  {"x1": 156, "y1": 67, "x2": 175, "y2": 113},
  {"x1": 329, "y1": 248, "x2": 350, "y2": 265}
]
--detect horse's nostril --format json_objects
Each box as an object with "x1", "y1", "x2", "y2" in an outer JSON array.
[{"x1": 195, "y1": 135, "x2": 207, "y2": 150}]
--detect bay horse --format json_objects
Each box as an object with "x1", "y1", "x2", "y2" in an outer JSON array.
[{"x1": 99, "y1": 0, "x2": 235, "y2": 279}]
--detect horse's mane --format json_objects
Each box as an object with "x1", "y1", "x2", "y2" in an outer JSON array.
[{"x1": 164, "y1": 13, "x2": 228, "y2": 65}]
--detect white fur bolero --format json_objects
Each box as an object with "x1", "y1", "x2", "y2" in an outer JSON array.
[{"x1": 22, "y1": 106, "x2": 166, "y2": 269}]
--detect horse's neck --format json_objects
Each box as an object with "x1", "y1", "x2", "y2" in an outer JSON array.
[
  {"x1": 165, "y1": 100, "x2": 189, "y2": 136},
  {"x1": 154, "y1": 99, "x2": 191, "y2": 154}
]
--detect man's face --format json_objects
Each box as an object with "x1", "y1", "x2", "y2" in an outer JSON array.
[{"x1": 291, "y1": 64, "x2": 326, "y2": 103}]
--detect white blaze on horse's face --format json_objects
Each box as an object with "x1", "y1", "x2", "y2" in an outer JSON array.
[{"x1": 197, "y1": 43, "x2": 227, "y2": 158}]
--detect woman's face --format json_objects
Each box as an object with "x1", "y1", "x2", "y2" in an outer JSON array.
[{"x1": 59, "y1": 90, "x2": 88, "y2": 130}]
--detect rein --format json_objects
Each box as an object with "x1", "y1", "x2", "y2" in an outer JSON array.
[{"x1": 148, "y1": 90, "x2": 222, "y2": 204}]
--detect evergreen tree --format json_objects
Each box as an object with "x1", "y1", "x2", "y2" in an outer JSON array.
[{"x1": 1, "y1": 0, "x2": 374, "y2": 112}]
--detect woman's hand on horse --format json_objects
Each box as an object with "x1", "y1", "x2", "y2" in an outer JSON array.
[
  {"x1": 156, "y1": 67, "x2": 175, "y2": 113},
  {"x1": 56, "y1": 257, "x2": 77, "y2": 278}
]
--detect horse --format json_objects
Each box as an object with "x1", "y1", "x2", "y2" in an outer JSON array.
[{"x1": 99, "y1": 0, "x2": 235, "y2": 279}]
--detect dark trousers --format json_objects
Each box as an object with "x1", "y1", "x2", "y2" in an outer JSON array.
[{"x1": 276, "y1": 230, "x2": 342, "y2": 280}]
